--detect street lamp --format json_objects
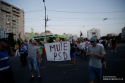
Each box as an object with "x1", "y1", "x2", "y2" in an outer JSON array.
[{"x1": 43, "y1": 0, "x2": 47, "y2": 43}]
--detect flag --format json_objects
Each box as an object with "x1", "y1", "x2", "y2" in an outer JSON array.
[
  {"x1": 43, "y1": 0, "x2": 45, "y2": 2},
  {"x1": 30, "y1": 28, "x2": 34, "y2": 38},
  {"x1": 80, "y1": 31, "x2": 82, "y2": 37}
]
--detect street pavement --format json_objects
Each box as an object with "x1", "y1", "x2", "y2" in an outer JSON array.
[{"x1": 9, "y1": 45, "x2": 125, "y2": 83}]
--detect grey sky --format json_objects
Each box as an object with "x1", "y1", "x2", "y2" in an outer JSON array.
[{"x1": 3, "y1": 0, "x2": 125, "y2": 37}]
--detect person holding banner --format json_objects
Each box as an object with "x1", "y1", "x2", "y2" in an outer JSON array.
[
  {"x1": 18, "y1": 32, "x2": 41, "y2": 82},
  {"x1": 70, "y1": 40, "x2": 77, "y2": 65}
]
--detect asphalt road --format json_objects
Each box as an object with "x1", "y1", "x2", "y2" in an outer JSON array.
[{"x1": 9, "y1": 45, "x2": 125, "y2": 83}]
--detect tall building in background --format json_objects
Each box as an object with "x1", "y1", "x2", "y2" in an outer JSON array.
[
  {"x1": 0, "y1": 30, "x2": 6, "y2": 38},
  {"x1": 87, "y1": 28, "x2": 101, "y2": 40},
  {"x1": 0, "y1": 0, "x2": 24, "y2": 40},
  {"x1": 121, "y1": 27, "x2": 125, "y2": 40},
  {"x1": 63, "y1": 33, "x2": 72, "y2": 40}
]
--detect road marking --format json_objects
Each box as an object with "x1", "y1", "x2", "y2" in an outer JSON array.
[
  {"x1": 59, "y1": 64, "x2": 72, "y2": 66},
  {"x1": 114, "y1": 59, "x2": 125, "y2": 61},
  {"x1": 63, "y1": 68, "x2": 79, "y2": 73}
]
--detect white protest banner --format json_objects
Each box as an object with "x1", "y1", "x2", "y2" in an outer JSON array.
[{"x1": 45, "y1": 41, "x2": 71, "y2": 61}]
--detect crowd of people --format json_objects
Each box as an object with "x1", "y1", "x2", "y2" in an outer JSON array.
[
  {"x1": 70, "y1": 37, "x2": 117, "y2": 83},
  {"x1": 0, "y1": 32, "x2": 118, "y2": 83}
]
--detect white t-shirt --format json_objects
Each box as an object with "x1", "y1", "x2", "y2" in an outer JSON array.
[
  {"x1": 105, "y1": 40, "x2": 107, "y2": 44},
  {"x1": 99, "y1": 40, "x2": 103, "y2": 43},
  {"x1": 77, "y1": 43, "x2": 82, "y2": 49},
  {"x1": 80, "y1": 42, "x2": 85, "y2": 50}
]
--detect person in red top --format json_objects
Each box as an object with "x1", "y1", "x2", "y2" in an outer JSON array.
[
  {"x1": 111, "y1": 37, "x2": 117, "y2": 52},
  {"x1": 42, "y1": 44, "x2": 46, "y2": 59}
]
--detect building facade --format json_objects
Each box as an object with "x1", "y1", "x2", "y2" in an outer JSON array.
[
  {"x1": 121, "y1": 27, "x2": 125, "y2": 40},
  {"x1": 0, "y1": 30, "x2": 6, "y2": 38},
  {"x1": 0, "y1": 0, "x2": 24, "y2": 40},
  {"x1": 63, "y1": 33, "x2": 72, "y2": 40},
  {"x1": 40, "y1": 30, "x2": 53, "y2": 36},
  {"x1": 24, "y1": 32, "x2": 30, "y2": 43},
  {"x1": 63, "y1": 33, "x2": 77, "y2": 41},
  {"x1": 87, "y1": 28, "x2": 101, "y2": 40}
]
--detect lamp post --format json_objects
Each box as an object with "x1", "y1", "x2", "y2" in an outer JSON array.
[{"x1": 43, "y1": 0, "x2": 47, "y2": 43}]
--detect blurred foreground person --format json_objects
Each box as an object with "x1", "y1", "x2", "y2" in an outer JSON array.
[
  {"x1": 0, "y1": 38, "x2": 15, "y2": 83},
  {"x1": 86, "y1": 37, "x2": 106, "y2": 83}
]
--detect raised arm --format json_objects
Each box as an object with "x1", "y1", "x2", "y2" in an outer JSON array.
[{"x1": 18, "y1": 32, "x2": 26, "y2": 44}]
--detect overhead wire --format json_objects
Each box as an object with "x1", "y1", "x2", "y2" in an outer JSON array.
[
  {"x1": 25, "y1": 22, "x2": 125, "y2": 27},
  {"x1": 47, "y1": 27, "x2": 65, "y2": 33},
  {"x1": 9, "y1": 0, "x2": 125, "y2": 34},
  {"x1": 24, "y1": 9, "x2": 125, "y2": 13},
  {"x1": 47, "y1": 9, "x2": 125, "y2": 13},
  {"x1": 25, "y1": 10, "x2": 44, "y2": 13},
  {"x1": 25, "y1": 22, "x2": 125, "y2": 33}
]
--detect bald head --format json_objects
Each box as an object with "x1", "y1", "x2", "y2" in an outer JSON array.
[{"x1": 32, "y1": 40, "x2": 36, "y2": 43}]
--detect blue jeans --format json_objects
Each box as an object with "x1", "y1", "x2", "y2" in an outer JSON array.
[
  {"x1": 88, "y1": 65, "x2": 102, "y2": 80},
  {"x1": 70, "y1": 52, "x2": 76, "y2": 58},
  {"x1": 28, "y1": 58, "x2": 39, "y2": 71}
]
